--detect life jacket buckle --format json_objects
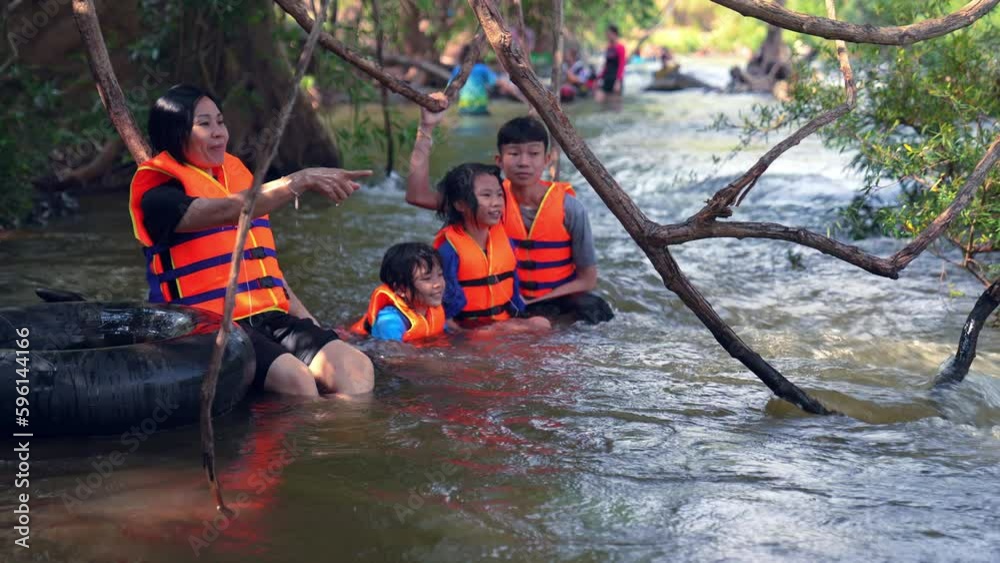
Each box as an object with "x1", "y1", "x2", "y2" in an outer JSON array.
[
  {"x1": 247, "y1": 247, "x2": 269, "y2": 260},
  {"x1": 258, "y1": 276, "x2": 277, "y2": 289},
  {"x1": 486, "y1": 274, "x2": 499, "y2": 285},
  {"x1": 519, "y1": 259, "x2": 537, "y2": 269},
  {"x1": 518, "y1": 239, "x2": 536, "y2": 249}
]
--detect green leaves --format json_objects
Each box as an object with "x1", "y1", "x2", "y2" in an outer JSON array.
[{"x1": 746, "y1": 0, "x2": 999, "y2": 281}]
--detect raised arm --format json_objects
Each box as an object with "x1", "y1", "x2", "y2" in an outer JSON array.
[
  {"x1": 176, "y1": 168, "x2": 371, "y2": 232},
  {"x1": 405, "y1": 93, "x2": 448, "y2": 211}
]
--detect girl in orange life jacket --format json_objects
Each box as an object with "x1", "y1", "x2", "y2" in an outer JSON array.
[
  {"x1": 351, "y1": 242, "x2": 446, "y2": 342},
  {"x1": 433, "y1": 163, "x2": 550, "y2": 333}
]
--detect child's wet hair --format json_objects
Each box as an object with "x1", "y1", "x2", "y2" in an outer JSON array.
[
  {"x1": 380, "y1": 242, "x2": 442, "y2": 297},
  {"x1": 497, "y1": 116, "x2": 549, "y2": 152},
  {"x1": 435, "y1": 162, "x2": 504, "y2": 226}
]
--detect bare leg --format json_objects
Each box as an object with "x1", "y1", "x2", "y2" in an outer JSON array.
[
  {"x1": 263, "y1": 353, "x2": 320, "y2": 396},
  {"x1": 310, "y1": 340, "x2": 375, "y2": 395}
]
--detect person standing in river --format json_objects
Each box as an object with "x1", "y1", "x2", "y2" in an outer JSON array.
[
  {"x1": 595, "y1": 24, "x2": 627, "y2": 103},
  {"x1": 129, "y1": 84, "x2": 375, "y2": 397}
]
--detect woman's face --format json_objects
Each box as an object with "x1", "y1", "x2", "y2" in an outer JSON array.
[{"x1": 184, "y1": 97, "x2": 229, "y2": 168}]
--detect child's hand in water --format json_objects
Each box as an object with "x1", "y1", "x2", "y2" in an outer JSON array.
[{"x1": 420, "y1": 92, "x2": 450, "y2": 129}]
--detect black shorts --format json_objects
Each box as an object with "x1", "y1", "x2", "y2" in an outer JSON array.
[
  {"x1": 601, "y1": 74, "x2": 621, "y2": 94},
  {"x1": 236, "y1": 311, "x2": 340, "y2": 390},
  {"x1": 523, "y1": 292, "x2": 614, "y2": 324}
]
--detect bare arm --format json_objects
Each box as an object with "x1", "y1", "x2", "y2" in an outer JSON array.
[
  {"x1": 523, "y1": 265, "x2": 598, "y2": 305},
  {"x1": 176, "y1": 168, "x2": 372, "y2": 232},
  {"x1": 405, "y1": 92, "x2": 448, "y2": 211}
]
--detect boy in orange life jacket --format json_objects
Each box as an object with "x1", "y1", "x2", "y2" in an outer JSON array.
[
  {"x1": 351, "y1": 242, "x2": 446, "y2": 342},
  {"x1": 433, "y1": 162, "x2": 550, "y2": 333},
  {"x1": 406, "y1": 94, "x2": 614, "y2": 324}
]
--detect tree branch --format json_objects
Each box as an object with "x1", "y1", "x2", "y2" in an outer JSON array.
[
  {"x1": 71, "y1": 0, "x2": 151, "y2": 163},
  {"x1": 932, "y1": 277, "x2": 1000, "y2": 387},
  {"x1": 468, "y1": 0, "x2": 833, "y2": 414},
  {"x1": 200, "y1": 0, "x2": 329, "y2": 516},
  {"x1": 443, "y1": 30, "x2": 486, "y2": 104},
  {"x1": 371, "y1": 0, "x2": 393, "y2": 175},
  {"x1": 694, "y1": 13, "x2": 856, "y2": 222},
  {"x1": 381, "y1": 53, "x2": 452, "y2": 82},
  {"x1": 652, "y1": 220, "x2": 899, "y2": 278},
  {"x1": 273, "y1": 0, "x2": 448, "y2": 111},
  {"x1": 710, "y1": 0, "x2": 999, "y2": 45},
  {"x1": 548, "y1": 0, "x2": 564, "y2": 181}
]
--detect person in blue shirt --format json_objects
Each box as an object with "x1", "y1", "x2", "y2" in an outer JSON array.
[
  {"x1": 450, "y1": 44, "x2": 526, "y2": 115},
  {"x1": 351, "y1": 243, "x2": 447, "y2": 343}
]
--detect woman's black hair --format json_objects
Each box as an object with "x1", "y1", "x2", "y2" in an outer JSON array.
[
  {"x1": 496, "y1": 116, "x2": 549, "y2": 152},
  {"x1": 607, "y1": 24, "x2": 619, "y2": 36},
  {"x1": 148, "y1": 84, "x2": 223, "y2": 164},
  {"x1": 380, "y1": 242, "x2": 441, "y2": 297},
  {"x1": 435, "y1": 162, "x2": 503, "y2": 226}
]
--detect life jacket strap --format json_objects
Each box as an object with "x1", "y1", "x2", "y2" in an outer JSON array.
[
  {"x1": 458, "y1": 270, "x2": 515, "y2": 288},
  {"x1": 144, "y1": 218, "x2": 272, "y2": 255},
  {"x1": 455, "y1": 300, "x2": 517, "y2": 320},
  {"x1": 172, "y1": 275, "x2": 285, "y2": 306},
  {"x1": 509, "y1": 238, "x2": 571, "y2": 250},
  {"x1": 520, "y1": 272, "x2": 577, "y2": 291},
  {"x1": 518, "y1": 257, "x2": 574, "y2": 270},
  {"x1": 154, "y1": 246, "x2": 278, "y2": 283}
]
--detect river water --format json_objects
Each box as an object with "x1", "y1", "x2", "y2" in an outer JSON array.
[{"x1": 2, "y1": 62, "x2": 999, "y2": 562}]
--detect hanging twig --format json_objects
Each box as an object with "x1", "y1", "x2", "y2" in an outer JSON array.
[
  {"x1": 370, "y1": 0, "x2": 393, "y2": 175},
  {"x1": 547, "y1": 0, "x2": 563, "y2": 181},
  {"x1": 443, "y1": 30, "x2": 486, "y2": 105},
  {"x1": 273, "y1": 0, "x2": 448, "y2": 111},
  {"x1": 70, "y1": 0, "x2": 151, "y2": 163},
  {"x1": 200, "y1": 0, "x2": 331, "y2": 515}
]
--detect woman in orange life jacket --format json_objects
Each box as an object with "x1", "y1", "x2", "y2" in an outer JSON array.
[
  {"x1": 351, "y1": 242, "x2": 446, "y2": 342},
  {"x1": 432, "y1": 162, "x2": 550, "y2": 333},
  {"x1": 405, "y1": 93, "x2": 614, "y2": 325},
  {"x1": 129, "y1": 84, "x2": 374, "y2": 397}
]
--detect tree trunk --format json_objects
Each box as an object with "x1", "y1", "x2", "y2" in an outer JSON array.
[{"x1": 172, "y1": 0, "x2": 340, "y2": 174}]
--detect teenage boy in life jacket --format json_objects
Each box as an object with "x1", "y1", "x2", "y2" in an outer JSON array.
[
  {"x1": 351, "y1": 242, "x2": 446, "y2": 343},
  {"x1": 405, "y1": 94, "x2": 614, "y2": 324}
]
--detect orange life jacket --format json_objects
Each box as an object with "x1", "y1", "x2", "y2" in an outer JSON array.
[
  {"x1": 433, "y1": 223, "x2": 517, "y2": 322},
  {"x1": 502, "y1": 180, "x2": 578, "y2": 298},
  {"x1": 351, "y1": 284, "x2": 445, "y2": 342},
  {"x1": 128, "y1": 151, "x2": 289, "y2": 320}
]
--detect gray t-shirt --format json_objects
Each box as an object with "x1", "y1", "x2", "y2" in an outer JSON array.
[{"x1": 518, "y1": 194, "x2": 596, "y2": 269}]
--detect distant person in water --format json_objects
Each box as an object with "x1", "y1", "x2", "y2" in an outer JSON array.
[
  {"x1": 450, "y1": 44, "x2": 525, "y2": 115},
  {"x1": 561, "y1": 47, "x2": 597, "y2": 102},
  {"x1": 655, "y1": 46, "x2": 680, "y2": 79},
  {"x1": 352, "y1": 243, "x2": 446, "y2": 343},
  {"x1": 595, "y1": 24, "x2": 627, "y2": 102},
  {"x1": 432, "y1": 162, "x2": 550, "y2": 333}
]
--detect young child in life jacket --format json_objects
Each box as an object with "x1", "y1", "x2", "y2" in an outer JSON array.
[
  {"x1": 351, "y1": 242, "x2": 446, "y2": 342},
  {"x1": 405, "y1": 93, "x2": 614, "y2": 325},
  {"x1": 433, "y1": 162, "x2": 550, "y2": 333}
]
